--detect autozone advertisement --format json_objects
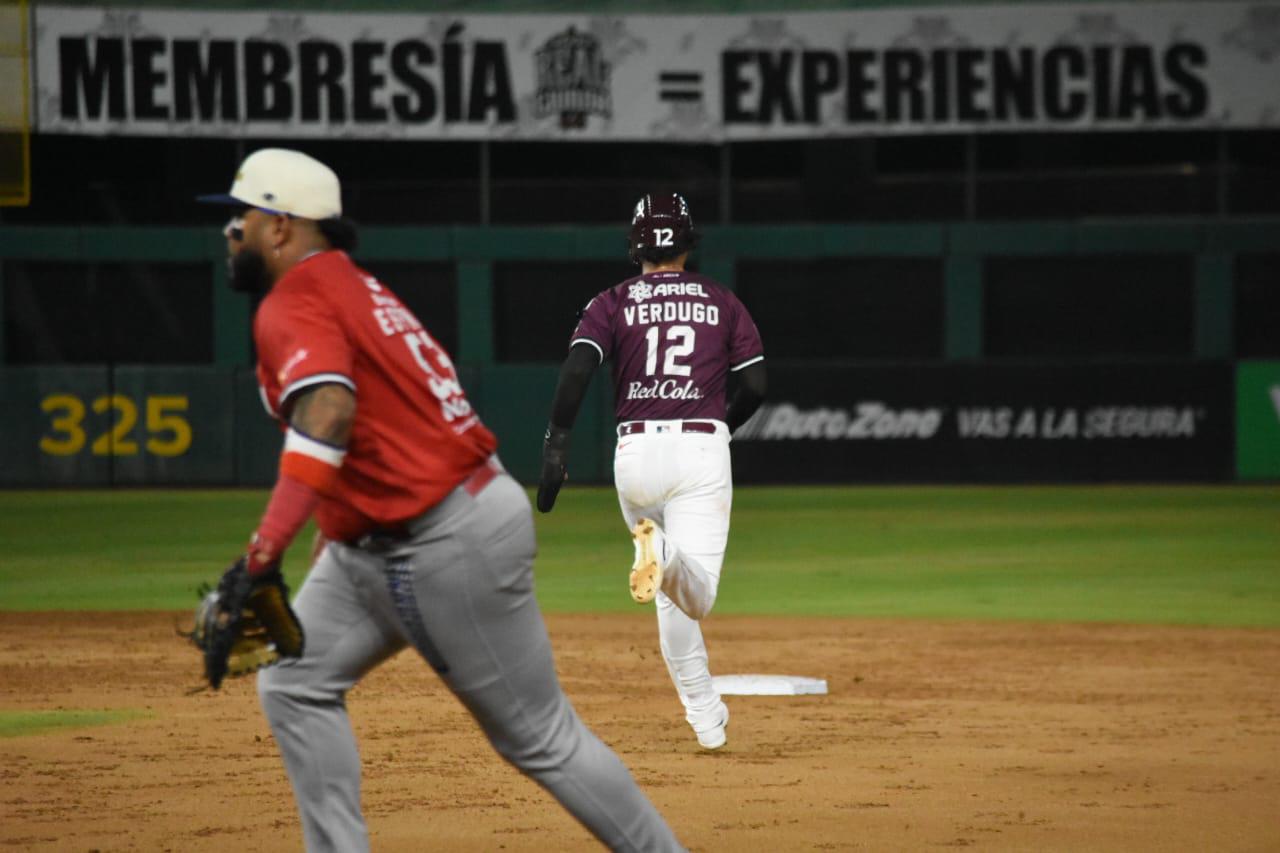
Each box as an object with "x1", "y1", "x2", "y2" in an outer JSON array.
[
  {"x1": 731, "y1": 363, "x2": 1233, "y2": 482},
  {"x1": 30, "y1": 3, "x2": 1280, "y2": 140}
]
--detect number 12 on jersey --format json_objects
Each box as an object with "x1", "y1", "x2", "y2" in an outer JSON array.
[{"x1": 644, "y1": 325, "x2": 695, "y2": 377}]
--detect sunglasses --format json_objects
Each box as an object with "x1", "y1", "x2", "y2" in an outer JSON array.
[
  {"x1": 222, "y1": 215, "x2": 245, "y2": 242},
  {"x1": 221, "y1": 203, "x2": 295, "y2": 241}
]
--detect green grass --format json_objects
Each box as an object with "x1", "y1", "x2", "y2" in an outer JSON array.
[
  {"x1": 0, "y1": 486, "x2": 1277, "y2": 627},
  {"x1": 0, "y1": 490, "x2": 322, "y2": 610},
  {"x1": 0, "y1": 709, "x2": 150, "y2": 738}
]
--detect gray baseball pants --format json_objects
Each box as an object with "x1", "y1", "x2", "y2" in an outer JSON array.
[{"x1": 257, "y1": 469, "x2": 683, "y2": 852}]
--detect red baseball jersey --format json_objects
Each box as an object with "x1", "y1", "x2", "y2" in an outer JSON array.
[
  {"x1": 254, "y1": 250, "x2": 496, "y2": 542},
  {"x1": 570, "y1": 270, "x2": 764, "y2": 423}
]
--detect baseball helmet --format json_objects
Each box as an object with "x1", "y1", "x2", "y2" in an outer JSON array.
[{"x1": 629, "y1": 192, "x2": 696, "y2": 263}]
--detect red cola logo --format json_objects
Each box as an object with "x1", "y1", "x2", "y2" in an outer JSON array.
[{"x1": 625, "y1": 379, "x2": 705, "y2": 401}]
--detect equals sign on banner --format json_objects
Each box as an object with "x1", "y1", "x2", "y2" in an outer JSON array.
[{"x1": 659, "y1": 71, "x2": 703, "y2": 103}]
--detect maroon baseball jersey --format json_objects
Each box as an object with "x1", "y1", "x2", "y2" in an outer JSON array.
[{"x1": 570, "y1": 270, "x2": 764, "y2": 422}]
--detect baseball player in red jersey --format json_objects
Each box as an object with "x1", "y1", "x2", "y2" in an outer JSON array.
[
  {"x1": 200, "y1": 149, "x2": 684, "y2": 852},
  {"x1": 537, "y1": 193, "x2": 767, "y2": 750}
]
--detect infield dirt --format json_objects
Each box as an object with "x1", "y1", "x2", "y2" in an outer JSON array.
[{"x1": 1, "y1": 612, "x2": 1277, "y2": 851}]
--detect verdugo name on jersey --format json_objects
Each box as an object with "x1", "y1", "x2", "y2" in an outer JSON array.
[{"x1": 624, "y1": 301, "x2": 721, "y2": 326}]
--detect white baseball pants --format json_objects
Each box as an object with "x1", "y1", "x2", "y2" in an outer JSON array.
[{"x1": 613, "y1": 419, "x2": 733, "y2": 730}]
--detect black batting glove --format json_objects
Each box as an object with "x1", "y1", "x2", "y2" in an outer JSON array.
[{"x1": 536, "y1": 424, "x2": 571, "y2": 513}]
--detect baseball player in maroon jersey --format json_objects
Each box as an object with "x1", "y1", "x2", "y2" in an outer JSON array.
[
  {"x1": 200, "y1": 149, "x2": 684, "y2": 852},
  {"x1": 537, "y1": 193, "x2": 767, "y2": 750}
]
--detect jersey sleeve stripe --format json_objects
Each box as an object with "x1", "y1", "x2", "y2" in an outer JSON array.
[
  {"x1": 730, "y1": 354, "x2": 764, "y2": 372},
  {"x1": 281, "y1": 373, "x2": 357, "y2": 405},
  {"x1": 257, "y1": 384, "x2": 277, "y2": 418},
  {"x1": 570, "y1": 338, "x2": 605, "y2": 363}
]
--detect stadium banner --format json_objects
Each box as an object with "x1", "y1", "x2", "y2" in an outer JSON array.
[
  {"x1": 0, "y1": 365, "x2": 239, "y2": 486},
  {"x1": 30, "y1": 3, "x2": 1280, "y2": 140},
  {"x1": 731, "y1": 362, "x2": 1233, "y2": 483},
  {"x1": 1235, "y1": 360, "x2": 1280, "y2": 480},
  {"x1": 0, "y1": 362, "x2": 1241, "y2": 485}
]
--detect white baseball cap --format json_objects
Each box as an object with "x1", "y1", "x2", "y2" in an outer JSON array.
[{"x1": 198, "y1": 148, "x2": 341, "y2": 219}]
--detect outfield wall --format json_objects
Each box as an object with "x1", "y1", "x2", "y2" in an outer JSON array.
[
  {"x1": 2, "y1": 219, "x2": 1277, "y2": 485},
  {"x1": 3, "y1": 360, "x2": 1277, "y2": 485},
  {"x1": 3, "y1": 219, "x2": 1279, "y2": 368}
]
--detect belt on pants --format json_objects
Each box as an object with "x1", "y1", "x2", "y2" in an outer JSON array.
[
  {"x1": 347, "y1": 454, "x2": 503, "y2": 549},
  {"x1": 461, "y1": 454, "x2": 503, "y2": 496},
  {"x1": 617, "y1": 420, "x2": 717, "y2": 436}
]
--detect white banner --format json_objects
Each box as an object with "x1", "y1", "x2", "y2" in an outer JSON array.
[{"x1": 31, "y1": 4, "x2": 1280, "y2": 140}]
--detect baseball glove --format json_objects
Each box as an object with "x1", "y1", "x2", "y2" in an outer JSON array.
[{"x1": 186, "y1": 557, "x2": 304, "y2": 690}]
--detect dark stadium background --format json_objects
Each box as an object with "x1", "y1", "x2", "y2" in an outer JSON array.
[
  {"x1": 5, "y1": 131, "x2": 1278, "y2": 365},
  {"x1": 1, "y1": 3, "x2": 1277, "y2": 485}
]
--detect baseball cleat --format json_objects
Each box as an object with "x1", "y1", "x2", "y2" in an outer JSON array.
[
  {"x1": 629, "y1": 518, "x2": 662, "y2": 604},
  {"x1": 694, "y1": 702, "x2": 729, "y2": 750}
]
